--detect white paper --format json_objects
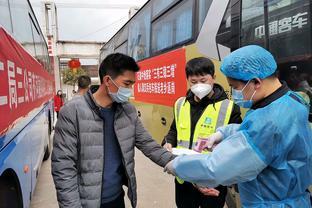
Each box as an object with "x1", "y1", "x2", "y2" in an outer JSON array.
[{"x1": 172, "y1": 148, "x2": 200, "y2": 156}]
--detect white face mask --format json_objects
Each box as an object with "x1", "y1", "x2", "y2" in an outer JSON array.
[{"x1": 191, "y1": 83, "x2": 212, "y2": 100}]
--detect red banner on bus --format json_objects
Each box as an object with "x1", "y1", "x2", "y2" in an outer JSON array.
[
  {"x1": 134, "y1": 48, "x2": 187, "y2": 107},
  {"x1": 0, "y1": 28, "x2": 54, "y2": 135}
]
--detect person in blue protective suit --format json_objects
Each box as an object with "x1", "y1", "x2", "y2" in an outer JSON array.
[{"x1": 164, "y1": 45, "x2": 312, "y2": 208}]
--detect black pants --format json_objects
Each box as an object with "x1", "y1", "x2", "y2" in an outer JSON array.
[
  {"x1": 56, "y1": 111, "x2": 59, "y2": 118},
  {"x1": 101, "y1": 193, "x2": 125, "y2": 208},
  {"x1": 175, "y1": 180, "x2": 227, "y2": 208}
]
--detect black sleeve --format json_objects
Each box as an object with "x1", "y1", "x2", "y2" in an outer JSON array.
[
  {"x1": 228, "y1": 104, "x2": 243, "y2": 124},
  {"x1": 161, "y1": 118, "x2": 178, "y2": 147}
]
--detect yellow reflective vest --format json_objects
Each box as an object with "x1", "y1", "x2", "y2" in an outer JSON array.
[
  {"x1": 174, "y1": 97, "x2": 234, "y2": 184},
  {"x1": 174, "y1": 97, "x2": 234, "y2": 150}
]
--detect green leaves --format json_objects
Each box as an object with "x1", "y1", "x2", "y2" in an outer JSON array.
[{"x1": 61, "y1": 68, "x2": 87, "y2": 86}]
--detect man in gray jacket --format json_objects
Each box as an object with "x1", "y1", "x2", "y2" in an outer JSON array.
[{"x1": 51, "y1": 53, "x2": 176, "y2": 208}]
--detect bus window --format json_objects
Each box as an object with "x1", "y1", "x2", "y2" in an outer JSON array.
[
  {"x1": 115, "y1": 41, "x2": 128, "y2": 55},
  {"x1": 151, "y1": 0, "x2": 194, "y2": 53},
  {"x1": 268, "y1": 0, "x2": 301, "y2": 12},
  {"x1": 128, "y1": 4, "x2": 151, "y2": 61},
  {"x1": 100, "y1": 41, "x2": 114, "y2": 63},
  {"x1": 216, "y1": 0, "x2": 241, "y2": 52},
  {"x1": 240, "y1": 0, "x2": 266, "y2": 47},
  {"x1": 30, "y1": 15, "x2": 44, "y2": 66},
  {"x1": 216, "y1": 2, "x2": 233, "y2": 49},
  {"x1": 279, "y1": 64, "x2": 312, "y2": 122},
  {"x1": 0, "y1": 0, "x2": 13, "y2": 32},
  {"x1": 10, "y1": 0, "x2": 36, "y2": 56},
  {"x1": 114, "y1": 26, "x2": 128, "y2": 52},
  {"x1": 42, "y1": 41, "x2": 50, "y2": 72},
  {"x1": 152, "y1": 0, "x2": 177, "y2": 18},
  {"x1": 240, "y1": 0, "x2": 311, "y2": 121},
  {"x1": 267, "y1": 0, "x2": 311, "y2": 60},
  {"x1": 218, "y1": 3, "x2": 232, "y2": 35},
  {"x1": 198, "y1": 0, "x2": 213, "y2": 30}
]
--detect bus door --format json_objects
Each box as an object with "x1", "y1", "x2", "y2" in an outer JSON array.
[
  {"x1": 240, "y1": 0, "x2": 312, "y2": 121},
  {"x1": 217, "y1": 0, "x2": 312, "y2": 121}
]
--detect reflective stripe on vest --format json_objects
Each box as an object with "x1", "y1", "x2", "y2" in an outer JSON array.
[{"x1": 175, "y1": 97, "x2": 234, "y2": 149}]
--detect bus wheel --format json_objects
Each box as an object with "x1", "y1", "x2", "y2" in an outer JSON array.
[
  {"x1": 43, "y1": 111, "x2": 52, "y2": 161},
  {"x1": 48, "y1": 110, "x2": 53, "y2": 135},
  {"x1": 0, "y1": 172, "x2": 23, "y2": 208},
  {"x1": 43, "y1": 143, "x2": 51, "y2": 161}
]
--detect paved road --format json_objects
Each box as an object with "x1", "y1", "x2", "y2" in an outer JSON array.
[
  {"x1": 30, "y1": 145, "x2": 229, "y2": 208},
  {"x1": 30, "y1": 149, "x2": 176, "y2": 208},
  {"x1": 30, "y1": 156, "x2": 58, "y2": 208}
]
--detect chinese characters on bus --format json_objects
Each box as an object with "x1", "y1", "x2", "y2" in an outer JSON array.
[
  {"x1": 0, "y1": 60, "x2": 53, "y2": 110},
  {"x1": 134, "y1": 48, "x2": 187, "y2": 107},
  {"x1": 136, "y1": 64, "x2": 176, "y2": 94},
  {"x1": 0, "y1": 27, "x2": 54, "y2": 135},
  {"x1": 255, "y1": 12, "x2": 308, "y2": 39}
]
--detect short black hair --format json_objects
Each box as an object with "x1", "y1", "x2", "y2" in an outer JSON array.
[
  {"x1": 186, "y1": 57, "x2": 215, "y2": 78},
  {"x1": 78, "y1": 75, "x2": 91, "y2": 89},
  {"x1": 99, "y1": 53, "x2": 140, "y2": 83}
]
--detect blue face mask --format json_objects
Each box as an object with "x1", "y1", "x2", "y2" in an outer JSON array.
[
  {"x1": 232, "y1": 80, "x2": 256, "y2": 109},
  {"x1": 108, "y1": 77, "x2": 133, "y2": 103}
]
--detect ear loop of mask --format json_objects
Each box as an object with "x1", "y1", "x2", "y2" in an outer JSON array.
[
  {"x1": 241, "y1": 80, "x2": 251, "y2": 93},
  {"x1": 109, "y1": 77, "x2": 119, "y2": 88},
  {"x1": 242, "y1": 79, "x2": 257, "y2": 101},
  {"x1": 249, "y1": 89, "x2": 257, "y2": 102},
  {"x1": 106, "y1": 76, "x2": 120, "y2": 94}
]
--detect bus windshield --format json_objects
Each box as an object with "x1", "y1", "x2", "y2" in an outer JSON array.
[
  {"x1": 240, "y1": 0, "x2": 311, "y2": 62},
  {"x1": 240, "y1": 0, "x2": 312, "y2": 121}
]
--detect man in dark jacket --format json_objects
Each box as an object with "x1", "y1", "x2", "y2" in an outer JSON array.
[
  {"x1": 52, "y1": 53, "x2": 176, "y2": 208},
  {"x1": 162, "y1": 57, "x2": 242, "y2": 208}
]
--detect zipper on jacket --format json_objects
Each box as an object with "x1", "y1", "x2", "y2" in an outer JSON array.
[
  {"x1": 189, "y1": 104, "x2": 209, "y2": 149},
  {"x1": 100, "y1": 119, "x2": 105, "y2": 206},
  {"x1": 114, "y1": 121, "x2": 133, "y2": 205}
]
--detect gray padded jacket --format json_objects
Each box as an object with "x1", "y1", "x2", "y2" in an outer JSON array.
[{"x1": 51, "y1": 90, "x2": 175, "y2": 208}]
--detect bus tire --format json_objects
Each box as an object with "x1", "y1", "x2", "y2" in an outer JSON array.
[
  {"x1": 43, "y1": 144, "x2": 50, "y2": 161},
  {"x1": 0, "y1": 171, "x2": 23, "y2": 208},
  {"x1": 48, "y1": 110, "x2": 52, "y2": 135},
  {"x1": 43, "y1": 111, "x2": 52, "y2": 161}
]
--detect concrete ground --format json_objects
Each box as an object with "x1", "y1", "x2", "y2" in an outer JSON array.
[
  {"x1": 30, "y1": 147, "x2": 228, "y2": 208},
  {"x1": 30, "y1": 149, "x2": 176, "y2": 208}
]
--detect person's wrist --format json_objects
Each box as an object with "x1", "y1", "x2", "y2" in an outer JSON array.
[{"x1": 215, "y1": 131, "x2": 224, "y2": 141}]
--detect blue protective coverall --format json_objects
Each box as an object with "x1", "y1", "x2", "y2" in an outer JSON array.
[{"x1": 172, "y1": 91, "x2": 312, "y2": 208}]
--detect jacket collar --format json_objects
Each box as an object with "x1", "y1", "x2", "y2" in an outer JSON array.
[
  {"x1": 251, "y1": 81, "x2": 290, "y2": 110},
  {"x1": 84, "y1": 90, "x2": 124, "y2": 118}
]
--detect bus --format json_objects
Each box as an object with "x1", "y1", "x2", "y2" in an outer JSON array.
[
  {"x1": 100, "y1": 0, "x2": 311, "y2": 207},
  {"x1": 216, "y1": 0, "x2": 311, "y2": 121},
  {"x1": 0, "y1": 0, "x2": 55, "y2": 207}
]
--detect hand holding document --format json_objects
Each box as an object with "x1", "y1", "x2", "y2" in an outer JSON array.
[{"x1": 193, "y1": 132, "x2": 224, "y2": 152}]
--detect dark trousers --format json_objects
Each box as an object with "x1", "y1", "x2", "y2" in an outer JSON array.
[
  {"x1": 101, "y1": 193, "x2": 125, "y2": 208},
  {"x1": 175, "y1": 180, "x2": 227, "y2": 208},
  {"x1": 56, "y1": 111, "x2": 59, "y2": 118}
]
